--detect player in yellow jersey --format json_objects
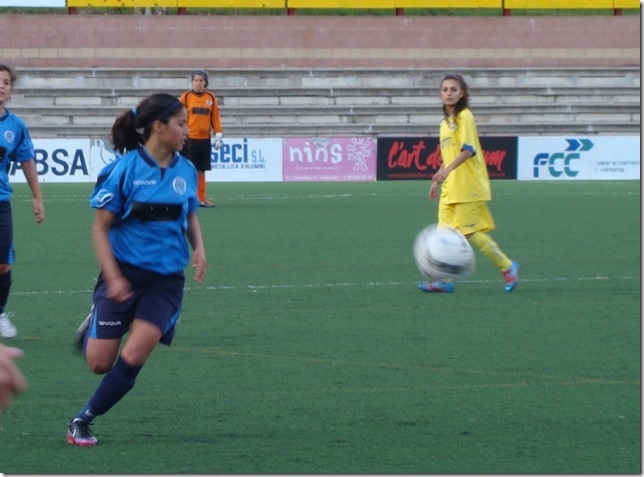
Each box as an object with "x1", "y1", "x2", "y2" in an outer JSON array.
[
  {"x1": 418, "y1": 74, "x2": 519, "y2": 293},
  {"x1": 180, "y1": 70, "x2": 223, "y2": 208}
]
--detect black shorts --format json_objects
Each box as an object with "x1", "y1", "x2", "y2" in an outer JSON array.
[
  {"x1": 89, "y1": 260, "x2": 185, "y2": 346},
  {"x1": 181, "y1": 138, "x2": 212, "y2": 172},
  {"x1": 0, "y1": 201, "x2": 14, "y2": 265}
]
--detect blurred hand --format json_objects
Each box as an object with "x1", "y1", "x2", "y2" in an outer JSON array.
[
  {"x1": 105, "y1": 275, "x2": 133, "y2": 302},
  {"x1": 0, "y1": 344, "x2": 26, "y2": 412}
]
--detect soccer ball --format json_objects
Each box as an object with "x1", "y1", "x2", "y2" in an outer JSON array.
[{"x1": 413, "y1": 224, "x2": 475, "y2": 280}]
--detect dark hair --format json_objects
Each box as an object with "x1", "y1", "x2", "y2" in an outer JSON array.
[
  {"x1": 0, "y1": 64, "x2": 17, "y2": 86},
  {"x1": 440, "y1": 74, "x2": 470, "y2": 119},
  {"x1": 111, "y1": 93, "x2": 184, "y2": 154},
  {"x1": 191, "y1": 69, "x2": 208, "y2": 88}
]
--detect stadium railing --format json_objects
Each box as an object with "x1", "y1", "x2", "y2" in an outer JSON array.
[{"x1": 54, "y1": 0, "x2": 644, "y2": 16}]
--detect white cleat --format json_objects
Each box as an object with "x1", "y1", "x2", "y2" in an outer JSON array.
[{"x1": 0, "y1": 312, "x2": 17, "y2": 338}]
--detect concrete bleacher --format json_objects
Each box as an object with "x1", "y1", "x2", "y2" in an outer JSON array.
[{"x1": 10, "y1": 67, "x2": 640, "y2": 138}]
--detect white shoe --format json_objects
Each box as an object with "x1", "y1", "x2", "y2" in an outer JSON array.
[{"x1": 0, "y1": 312, "x2": 17, "y2": 338}]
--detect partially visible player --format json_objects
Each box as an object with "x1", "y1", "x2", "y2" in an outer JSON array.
[
  {"x1": 180, "y1": 69, "x2": 223, "y2": 208},
  {"x1": 67, "y1": 93, "x2": 207, "y2": 446},
  {"x1": 0, "y1": 343, "x2": 26, "y2": 412},
  {"x1": 418, "y1": 74, "x2": 518, "y2": 294},
  {"x1": 0, "y1": 64, "x2": 46, "y2": 338}
]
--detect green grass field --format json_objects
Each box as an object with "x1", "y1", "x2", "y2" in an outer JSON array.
[{"x1": 0, "y1": 179, "x2": 640, "y2": 474}]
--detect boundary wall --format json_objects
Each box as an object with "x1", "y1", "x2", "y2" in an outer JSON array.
[
  {"x1": 63, "y1": 0, "x2": 639, "y2": 15},
  {"x1": 0, "y1": 15, "x2": 639, "y2": 68},
  {"x1": 12, "y1": 0, "x2": 641, "y2": 12},
  {"x1": 9, "y1": 135, "x2": 640, "y2": 184}
]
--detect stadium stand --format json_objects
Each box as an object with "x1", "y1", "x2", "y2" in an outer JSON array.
[{"x1": 11, "y1": 67, "x2": 640, "y2": 138}]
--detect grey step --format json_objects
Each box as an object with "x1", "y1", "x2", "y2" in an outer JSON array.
[
  {"x1": 14, "y1": 103, "x2": 640, "y2": 122},
  {"x1": 10, "y1": 86, "x2": 641, "y2": 108},
  {"x1": 19, "y1": 108, "x2": 639, "y2": 137},
  {"x1": 14, "y1": 67, "x2": 641, "y2": 89},
  {"x1": 12, "y1": 67, "x2": 639, "y2": 138}
]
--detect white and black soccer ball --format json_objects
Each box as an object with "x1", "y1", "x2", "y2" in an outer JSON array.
[{"x1": 413, "y1": 224, "x2": 475, "y2": 280}]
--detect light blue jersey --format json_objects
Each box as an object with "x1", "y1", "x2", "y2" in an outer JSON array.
[
  {"x1": 90, "y1": 147, "x2": 199, "y2": 275},
  {"x1": 0, "y1": 109, "x2": 35, "y2": 202}
]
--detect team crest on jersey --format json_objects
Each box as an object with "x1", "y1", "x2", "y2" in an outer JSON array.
[
  {"x1": 4, "y1": 130, "x2": 15, "y2": 143},
  {"x1": 173, "y1": 177, "x2": 187, "y2": 195},
  {"x1": 206, "y1": 100, "x2": 213, "y2": 106},
  {"x1": 445, "y1": 116, "x2": 457, "y2": 131}
]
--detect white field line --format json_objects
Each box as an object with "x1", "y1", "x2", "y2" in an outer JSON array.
[
  {"x1": 9, "y1": 187, "x2": 642, "y2": 204},
  {"x1": 9, "y1": 274, "x2": 640, "y2": 296}
]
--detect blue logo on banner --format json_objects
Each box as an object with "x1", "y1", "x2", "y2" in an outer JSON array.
[{"x1": 532, "y1": 138, "x2": 594, "y2": 178}]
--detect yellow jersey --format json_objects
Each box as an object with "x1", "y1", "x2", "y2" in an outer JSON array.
[{"x1": 439, "y1": 108, "x2": 491, "y2": 204}]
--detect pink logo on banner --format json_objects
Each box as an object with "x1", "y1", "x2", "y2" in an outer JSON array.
[{"x1": 283, "y1": 137, "x2": 377, "y2": 182}]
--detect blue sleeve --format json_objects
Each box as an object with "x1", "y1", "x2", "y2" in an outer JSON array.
[
  {"x1": 188, "y1": 196, "x2": 199, "y2": 214},
  {"x1": 89, "y1": 159, "x2": 126, "y2": 214},
  {"x1": 462, "y1": 143, "x2": 477, "y2": 156},
  {"x1": 459, "y1": 110, "x2": 479, "y2": 157},
  {"x1": 186, "y1": 164, "x2": 200, "y2": 213},
  {"x1": 11, "y1": 121, "x2": 34, "y2": 163}
]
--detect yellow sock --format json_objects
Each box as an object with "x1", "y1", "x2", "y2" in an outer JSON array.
[{"x1": 468, "y1": 232, "x2": 512, "y2": 272}]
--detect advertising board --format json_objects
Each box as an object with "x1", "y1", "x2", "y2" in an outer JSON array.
[
  {"x1": 7, "y1": 136, "x2": 637, "y2": 184},
  {"x1": 518, "y1": 137, "x2": 641, "y2": 180},
  {"x1": 9, "y1": 139, "x2": 92, "y2": 183},
  {"x1": 206, "y1": 138, "x2": 283, "y2": 182},
  {"x1": 376, "y1": 136, "x2": 518, "y2": 180},
  {"x1": 282, "y1": 137, "x2": 377, "y2": 182}
]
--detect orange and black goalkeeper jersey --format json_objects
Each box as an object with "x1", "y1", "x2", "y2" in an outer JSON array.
[{"x1": 179, "y1": 90, "x2": 222, "y2": 140}]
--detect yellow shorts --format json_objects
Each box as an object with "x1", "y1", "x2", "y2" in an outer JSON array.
[{"x1": 438, "y1": 201, "x2": 495, "y2": 236}]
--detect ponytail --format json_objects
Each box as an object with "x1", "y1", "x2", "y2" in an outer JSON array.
[
  {"x1": 111, "y1": 108, "x2": 141, "y2": 154},
  {"x1": 111, "y1": 93, "x2": 184, "y2": 154}
]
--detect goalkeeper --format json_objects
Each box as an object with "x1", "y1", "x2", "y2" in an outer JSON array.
[{"x1": 180, "y1": 69, "x2": 223, "y2": 208}]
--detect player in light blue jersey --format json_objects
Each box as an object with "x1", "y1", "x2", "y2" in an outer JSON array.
[
  {"x1": 67, "y1": 93, "x2": 207, "y2": 446},
  {"x1": 0, "y1": 65, "x2": 45, "y2": 339}
]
